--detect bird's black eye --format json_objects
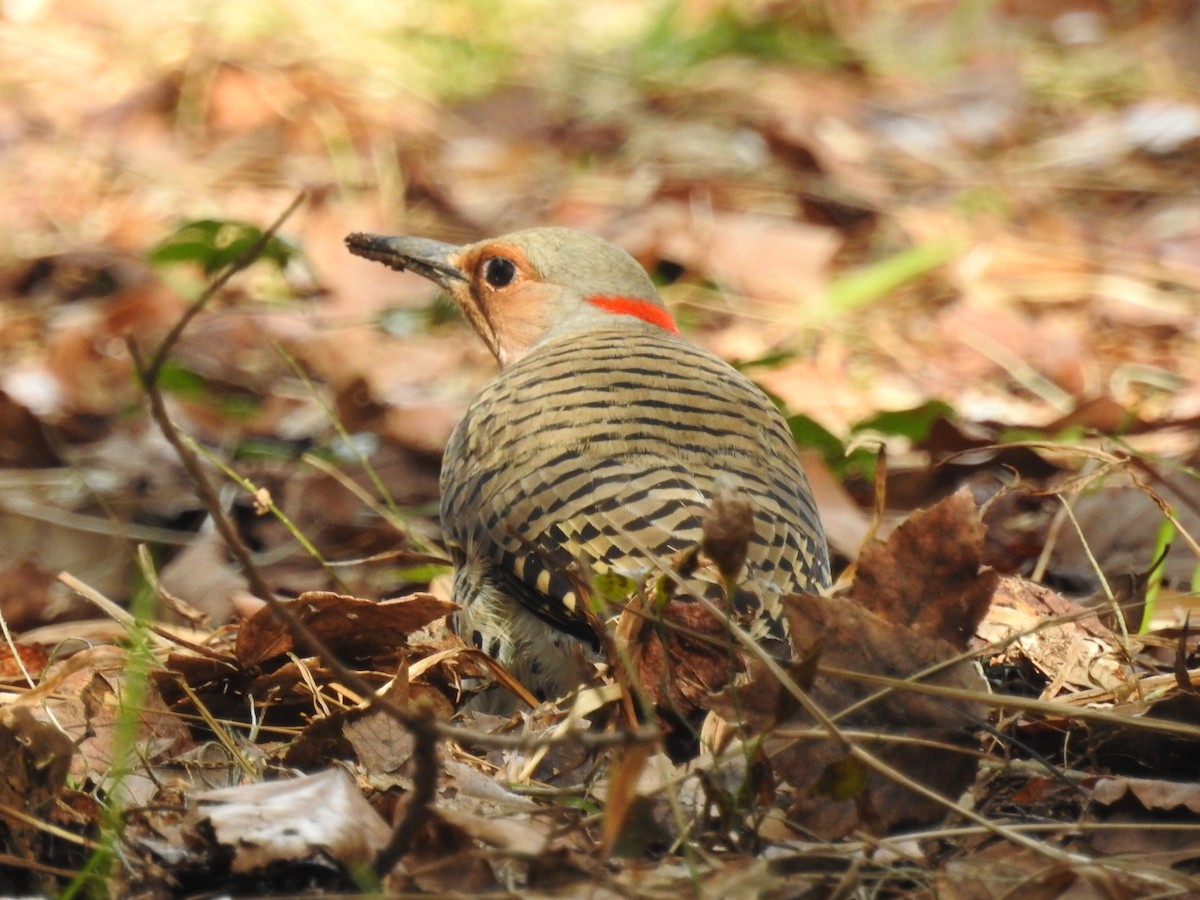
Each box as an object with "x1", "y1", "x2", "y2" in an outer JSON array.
[{"x1": 483, "y1": 257, "x2": 516, "y2": 288}]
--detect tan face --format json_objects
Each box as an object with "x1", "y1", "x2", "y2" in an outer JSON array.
[
  {"x1": 449, "y1": 241, "x2": 556, "y2": 367},
  {"x1": 346, "y1": 226, "x2": 677, "y2": 368}
]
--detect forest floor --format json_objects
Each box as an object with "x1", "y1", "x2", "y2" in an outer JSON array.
[{"x1": 3, "y1": 1, "x2": 1200, "y2": 896}]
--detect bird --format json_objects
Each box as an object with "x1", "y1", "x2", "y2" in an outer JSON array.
[{"x1": 346, "y1": 226, "x2": 830, "y2": 710}]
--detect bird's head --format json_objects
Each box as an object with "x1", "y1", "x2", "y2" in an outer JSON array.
[{"x1": 346, "y1": 227, "x2": 678, "y2": 367}]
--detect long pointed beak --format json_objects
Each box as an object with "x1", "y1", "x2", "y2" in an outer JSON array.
[{"x1": 344, "y1": 233, "x2": 468, "y2": 290}]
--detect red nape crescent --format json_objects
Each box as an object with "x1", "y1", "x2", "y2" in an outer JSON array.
[{"x1": 586, "y1": 294, "x2": 680, "y2": 334}]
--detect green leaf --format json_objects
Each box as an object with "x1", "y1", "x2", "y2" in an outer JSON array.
[
  {"x1": 148, "y1": 219, "x2": 296, "y2": 275},
  {"x1": 375, "y1": 307, "x2": 431, "y2": 338},
  {"x1": 375, "y1": 297, "x2": 462, "y2": 337},
  {"x1": 788, "y1": 413, "x2": 845, "y2": 459},
  {"x1": 217, "y1": 393, "x2": 262, "y2": 420},
  {"x1": 732, "y1": 348, "x2": 800, "y2": 373},
  {"x1": 635, "y1": 1, "x2": 852, "y2": 72},
  {"x1": 232, "y1": 438, "x2": 304, "y2": 462},
  {"x1": 854, "y1": 399, "x2": 954, "y2": 443},
  {"x1": 389, "y1": 563, "x2": 453, "y2": 584},
  {"x1": 825, "y1": 241, "x2": 960, "y2": 315},
  {"x1": 1141, "y1": 517, "x2": 1174, "y2": 635},
  {"x1": 156, "y1": 361, "x2": 262, "y2": 420},
  {"x1": 999, "y1": 424, "x2": 1086, "y2": 445},
  {"x1": 788, "y1": 413, "x2": 876, "y2": 480},
  {"x1": 591, "y1": 571, "x2": 640, "y2": 611},
  {"x1": 155, "y1": 361, "x2": 208, "y2": 397}
]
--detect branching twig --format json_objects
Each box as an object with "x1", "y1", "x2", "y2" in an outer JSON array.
[
  {"x1": 130, "y1": 207, "x2": 425, "y2": 720},
  {"x1": 141, "y1": 193, "x2": 306, "y2": 385},
  {"x1": 129, "y1": 195, "x2": 657, "y2": 873},
  {"x1": 372, "y1": 708, "x2": 438, "y2": 878}
]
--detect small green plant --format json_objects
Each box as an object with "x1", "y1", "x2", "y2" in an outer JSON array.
[
  {"x1": 149, "y1": 219, "x2": 298, "y2": 275},
  {"x1": 59, "y1": 594, "x2": 159, "y2": 900},
  {"x1": 823, "y1": 241, "x2": 960, "y2": 318},
  {"x1": 855, "y1": 400, "x2": 955, "y2": 444},
  {"x1": 787, "y1": 400, "x2": 958, "y2": 482}
]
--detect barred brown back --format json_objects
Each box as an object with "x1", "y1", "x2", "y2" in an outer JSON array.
[{"x1": 441, "y1": 326, "x2": 830, "y2": 680}]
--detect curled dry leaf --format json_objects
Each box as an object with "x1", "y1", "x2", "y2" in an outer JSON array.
[
  {"x1": 10, "y1": 645, "x2": 193, "y2": 807},
  {"x1": 851, "y1": 488, "x2": 998, "y2": 647},
  {"x1": 713, "y1": 488, "x2": 997, "y2": 839},
  {"x1": 1086, "y1": 775, "x2": 1200, "y2": 864},
  {"x1": 701, "y1": 476, "x2": 755, "y2": 582},
  {"x1": 235, "y1": 590, "x2": 458, "y2": 667},
  {"x1": 976, "y1": 575, "x2": 1130, "y2": 698},
  {"x1": 0, "y1": 705, "x2": 76, "y2": 886},
  {"x1": 1092, "y1": 775, "x2": 1200, "y2": 815},
  {"x1": 188, "y1": 768, "x2": 392, "y2": 875},
  {"x1": 633, "y1": 598, "x2": 738, "y2": 721}
]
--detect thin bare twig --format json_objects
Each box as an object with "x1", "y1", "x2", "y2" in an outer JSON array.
[
  {"x1": 142, "y1": 194, "x2": 306, "y2": 384},
  {"x1": 603, "y1": 519, "x2": 1089, "y2": 864},
  {"x1": 57, "y1": 572, "x2": 177, "y2": 652},
  {"x1": 372, "y1": 708, "x2": 438, "y2": 877},
  {"x1": 130, "y1": 196, "x2": 656, "y2": 872},
  {"x1": 129, "y1": 200, "x2": 421, "y2": 718}
]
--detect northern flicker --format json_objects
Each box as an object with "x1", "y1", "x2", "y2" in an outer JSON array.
[{"x1": 346, "y1": 227, "x2": 830, "y2": 707}]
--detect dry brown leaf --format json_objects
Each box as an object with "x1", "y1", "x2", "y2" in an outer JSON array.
[
  {"x1": 12, "y1": 645, "x2": 193, "y2": 806},
  {"x1": 434, "y1": 806, "x2": 549, "y2": 858},
  {"x1": 633, "y1": 598, "x2": 736, "y2": 721},
  {"x1": 852, "y1": 488, "x2": 998, "y2": 647},
  {"x1": 3, "y1": 254, "x2": 186, "y2": 421},
  {"x1": 0, "y1": 705, "x2": 75, "y2": 821},
  {"x1": 1051, "y1": 470, "x2": 1200, "y2": 609},
  {"x1": 709, "y1": 490, "x2": 997, "y2": 838},
  {"x1": 1087, "y1": 775, "x2": 1200, "y2": 865},
  {"x1": 599, "y1": 741, "x2": 655, "y2": 860},
  {"x1": 392, "y1": 808, "x2": 515, "y2": 894},
  {"x1": 0, "y1": 559, "x2": 61, "y2": 633},
  {"x1": 932, "y1": 302, "x2": 1090, "y2": 399},
  {"x1": 0, "y1": 638, "x2": 49, "y2": 680},
  {"x1": 344, "y1": 707, "x2": 417, "y2": 781},
  {"x1": 0, "y1": 706, "x2": 78, "y2": 895},
  {"x1": 939, "y1": 843, "x2": 1104, "y2": 900},
  {"x1": 157, "y1": 528, "x2": 252, "y2": 624},
  {"x1": 9, "y1": 0, "x2": 1200, "y2": 889},
  {"x1": 976, "y1": 576, "x2": 1130, "y2": 697},
  {"x1": 235, "y1": 591, "x2": 458, "y2": 667},
  {"x1": 770, "y1": 592, "x2": 986, "y2": 838},
  {"x1": 798, "y1": 449, "x2": 873, "y2": 562},
  {"x1": 0, "y1": 391, "x2": 57, "y2": 467},
  {"x1": 1092, "y1": 775, "x2": 1200, "y2": 814},
  {"x1": 616, "y1": 202, "x2": 839, "y2": 308}
]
